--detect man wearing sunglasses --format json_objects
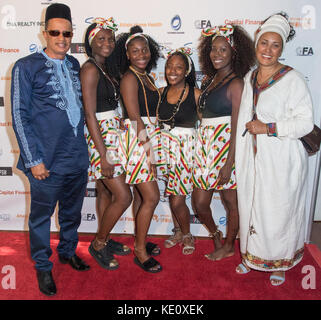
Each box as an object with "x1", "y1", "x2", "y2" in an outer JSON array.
[{"x1": 10, "y1": 3, "x2": 90, "y2": 296}]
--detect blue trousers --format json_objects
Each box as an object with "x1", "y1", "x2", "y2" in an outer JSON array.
[{"x1": 26, "y1": 170, "x2": 88, "y2": 271}]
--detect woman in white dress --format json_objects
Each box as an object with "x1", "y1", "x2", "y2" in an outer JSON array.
[{"x1": 235, "y1": 13, "x2": 314, "y2": 286}]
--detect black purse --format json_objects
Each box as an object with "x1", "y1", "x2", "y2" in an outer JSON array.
[{"x1": 300, "y1": 125, "x2": 321, "y2": 155}]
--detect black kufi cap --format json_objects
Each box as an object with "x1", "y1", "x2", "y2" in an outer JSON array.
[{"x1": 45, "y1": 3, "x2": 72, "y2": 24}]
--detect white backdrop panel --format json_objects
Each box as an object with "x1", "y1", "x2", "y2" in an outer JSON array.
[{"x1": 0, "y1": 0, "x2": 320, "y2": 239}]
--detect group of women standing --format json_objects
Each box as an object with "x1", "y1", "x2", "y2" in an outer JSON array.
[{"x1": 80, "y1": 12, "x2": 314, "y2": 286}]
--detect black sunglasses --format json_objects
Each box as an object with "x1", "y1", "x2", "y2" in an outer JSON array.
[{"x1": 46, "y1": 30, "x2": 73, "y2": 38}]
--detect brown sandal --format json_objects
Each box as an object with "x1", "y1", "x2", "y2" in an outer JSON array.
[
  {"x1": 182, "y1": 233, "x2": 195, "y2": 255},
  {"x1": 164, "y1": 227, "x2": 183, "y2": 248},
  {"x1": 209, "y1": 229, "x2": 223, "y2": 246}
]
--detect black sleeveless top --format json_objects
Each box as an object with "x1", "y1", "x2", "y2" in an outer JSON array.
[
  {"x1": 87, "y1": 59, "x2": 119, "y2": 113},
  {"x1": 158, "y1": 85, "x2": 198, "y2": 128},
  {"x1": 202, "y1": 77, "x2": 238, "y2": 118},
  {"x1": 122, "y1": 71, "x2": 159, "y2": 119}
]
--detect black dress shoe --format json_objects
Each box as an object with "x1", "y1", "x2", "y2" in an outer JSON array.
[
  {"x1": 59, "y1": 254, "x2": 90, "y2": 271},
  {"x1": 36, "y1": 270, "x2": 56, "y2": 296}
]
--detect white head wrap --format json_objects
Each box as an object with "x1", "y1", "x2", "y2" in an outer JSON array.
[{"x1": 255, "y1": 14, "x2": 290, "y2": 49}]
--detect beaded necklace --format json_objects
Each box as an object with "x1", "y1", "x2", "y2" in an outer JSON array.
[
  {"x1": 129, "y1": 65, "x2": 161, "y2": 126},
  {"x1": 158, "y1": 82, "x2": 187, "y2": 130},
  {"x1": 89, "y1": 57, "x2": 120, "y2": 102},
  {"x1": 198, "y1": 70, "x2": 234, "y2": 111}
]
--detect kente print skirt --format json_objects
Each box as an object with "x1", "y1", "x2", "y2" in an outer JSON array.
[
  {"x1": 192, "y1": 116, "x2": 237, "y2": 190},
  {"x1": 118, "y1": 117, "x2": 167, "y2": 185},
  {"x1": 161, "y1": 125, "x2": 195, "y2": 196},
  {"x1": 85, "y1": 110, "x2": 125, "y2": 180}
]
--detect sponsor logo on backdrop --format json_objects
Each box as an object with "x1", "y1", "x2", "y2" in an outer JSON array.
[
  {"x1": 29, "y1": 44, "x2": 42, "y2": 54},
  {"x1": 0, "y1": 214, "x2": 10, "y2": 221},
  {"x1": 16, "y1": 213, "x2": 28, "y2": 218},
  {"x1": 70, "y1": 43, "x2": 86, "y2": 54},
  {"x1": 6, "y1": 21, "x2": 44, "y2": 28},
  {"x1": 85, "y1": 17, "x2": 94, "y2": 24},
  {"x1": 0, "y1": 190, "x2": 30, "y2": 195},
  {"x1": 0, "y1": 121, "x2": 12, "y2": 127},
  {"x1": 0, "y1": 97, "x2": 4, "y2": 107},
  {"x1": 119, "y1": 215, "x2": 134, "y2": 222},
  {"x1": 171, "y1": 15, "x2": 181, "y2": 31},
  {"x1": 290, "y1": 15, "x2": 315, "y2": 29},
  {"x1": 152, "y1": 214, "x2": 172, "y2": 223},
  {"x1": 224, "y1": 18, "x2": 262, "y2": 26},
  {"x1": 85, "y1": 17, "x2": 162, "y2": 28},
  {"x1": 301, "y1": 5, "x2": 316, "y2": 30},
  {"x1": 85, "y1": 188, "x2": 97, "y2": 197},
  {"x1": 223, "y1": 17, "x2": 312, "y2": 29},
  {"x1": 0, "y1": 168, "x2": 12, "y2": 176},
  {"x1": 119, "y1": 22, "x2": 162, "y2": 28},
  {"x1": 0, "y1": 48, "x2": 19, "y2": 53},
  {"x1": 167, "y1": 15, "x2": 184, "y2": 34},
  {"x1": 219, "y1": 216, "x2": 227, "y2": 226},
  {"x1": 82, "y1": 213, "x2": 96, "y2": 221},
  {"x1": 296, "y1": 47, "x2": 314, "y2": 56},
  {"x1": 196, "y1": 71, "x2": 205, "y2": 83},
  {"x1": 194, "y1": 20, "x2": 213, "y2": 29}
]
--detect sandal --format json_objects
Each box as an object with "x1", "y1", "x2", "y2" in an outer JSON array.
[
  {"x1": 164, "y1": 227, "x2": 183, "y2": 248},
  {"x1": 270, "y1": 272, "x2": 285, "y2": 286},
  {"x1": 182, "y1": 233, "x2": 195, "y2": 255},
  {"x1": 209, "y1": 229, "x2": 223, "y2": 246},
  {"x1": 146, "y1": 242, "x2": 161, "y2": 256},
  {"x1": 133, "y1": 256, "x2": 162, "y2": 273},
  {"x1": 235, "y1": 263, "x2": 251, "y2": 274},
  {"x1": 106, "y1": 238, "x2": 131, "y2": 256},
  {"x1": 88, "y1": 241, "x2": 119, "y2": 270}
]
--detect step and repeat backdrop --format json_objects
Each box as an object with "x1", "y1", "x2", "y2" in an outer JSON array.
[{"x1": 0, "y1": 0, "x2": 320, "y2": 239}]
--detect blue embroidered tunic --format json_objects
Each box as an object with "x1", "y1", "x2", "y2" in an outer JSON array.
[{"x1": 11, "y1": 50, "x2": 89, "y2": 174}]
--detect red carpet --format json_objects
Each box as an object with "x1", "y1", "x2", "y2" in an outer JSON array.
[{"x1": 0, "y1": 231, "x2": 320, "y2": 300}]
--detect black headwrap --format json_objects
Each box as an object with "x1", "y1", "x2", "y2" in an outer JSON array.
[{"x1": 45, "y1": 3, "x2": 72, "y2": 24}]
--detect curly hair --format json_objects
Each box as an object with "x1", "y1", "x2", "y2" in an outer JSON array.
[
  {"x1": 83, "y1": 22, "x2": 119, "y2": 80},
  {"x1": 165, "y1": 52, "x2": 197, "y2": 88},
  {"x1": 198, "y1": 25, "x2": 256, "y2": 79},
  {"x1": 113, "y1": 25, "x2": 160, "y2": 78}
]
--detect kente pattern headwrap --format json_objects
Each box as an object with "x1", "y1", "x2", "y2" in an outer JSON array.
[
  {"x1": 88, "y1": 17, "x2": 118, "y2": 45},
  {"x1": 166, "y1": 47, "x2": 193, "y2": 75},
  {"x1": 125, "y1": 33, "x2": 149, "y2": 50},
  {"x1": 201, "y1": 25, "x2": 235, "y2": 49},
  {"x1": 45, "y1": 3, "x2": 72, "y2": 24}
]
